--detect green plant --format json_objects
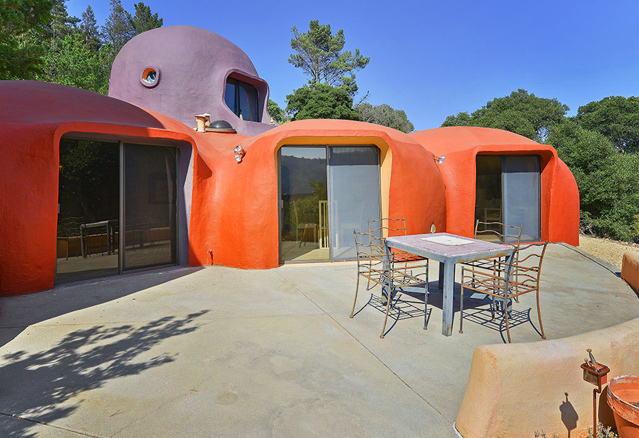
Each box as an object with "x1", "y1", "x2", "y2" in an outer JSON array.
[{"x1": 589, "y1": 423, "x2": 618, "y2": 438}]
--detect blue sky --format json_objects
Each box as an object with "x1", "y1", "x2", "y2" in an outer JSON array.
[{"x1": 67, "y1": 0, "x2": 639, "y2": 131}]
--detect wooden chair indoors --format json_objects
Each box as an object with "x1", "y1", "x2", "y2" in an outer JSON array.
[
  {"x1": 351, "y1": 229, "x2": 429, "y2": 338},
  {"x1": 458, "y1": 241, "x2": 549, "y2": 343}
]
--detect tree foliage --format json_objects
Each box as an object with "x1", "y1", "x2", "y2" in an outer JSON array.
[
  {"x1": 442, "y1": 89, "x2": 569, "y2": 142},
  {"x1": 548, "y1": 120, "x2": 639, "y2": 240},
  {"x1": 268, "y1": 99, "x2": 287, "y2": 124},
  {"x1": 128, "y1": 2, "x2": 163, "y2": 35},
  {"x1": 355, "y1": 102, "x2": 414, "y2": 133},
  {"x1": 576, "y1": 96, "x2": 639, "y2": 154},
  {"x1": 288, "y1": 20, "x2": 369, "y2": 96},
  {"x1": 0, "y1": 0, "x2": 53, "y2": 79},
  {"x1": 15, "y1": 0, "x2": 163, "y2": 94},
  {"x1": 443, "y1": 89, "x2": 639, "y2": 241},
  {"x1": 102, "y1": 0, "x2": 134, "y2": 53},
  {"x1": 79, "y1": 5, "x2": 100, "y2": 52},
  {"x1": 285, "y1": 83, "x2": 362, "y2": 121},
  {"x1": 45, "y1": 33, "x2": 112, "y2": 93}
]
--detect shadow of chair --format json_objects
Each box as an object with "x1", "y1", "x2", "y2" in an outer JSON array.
[
  {"x1": 459, "y1": 241, "x2": 549, "y2": 343},
  {"x1": 350, "y1": 229, "x2": 429, "y2": 339}
]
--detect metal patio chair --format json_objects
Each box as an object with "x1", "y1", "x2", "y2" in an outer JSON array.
[
  {"x1": 459, "y1": 241, "x2": 549, "y2": 343},
  {"x1": 351, "y1": 229, "x2": 429, "y2": 339}
]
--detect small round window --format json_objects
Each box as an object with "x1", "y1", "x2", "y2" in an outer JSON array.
[{"x1": 140, "y1": 66, "x2": 160, "y2": 88}]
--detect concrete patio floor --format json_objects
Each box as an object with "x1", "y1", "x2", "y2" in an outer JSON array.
[{"x1": 0, "y1": 243, "x2": 637, "y2": 437}]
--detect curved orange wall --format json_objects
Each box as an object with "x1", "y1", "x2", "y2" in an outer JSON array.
[
  {"x1": 0, "y1": 122, "x2": 196, "y2": 295},
  {"x1": 411, "y1": 128, "x2": 579, "y2": 246},
  {"x1": 188, "y1": 119, "x2": 447, "y2": 269}
]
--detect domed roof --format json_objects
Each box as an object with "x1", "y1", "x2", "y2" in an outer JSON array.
[{"x1": 109, "y1": 25, "x2": 272, "y2": 135}]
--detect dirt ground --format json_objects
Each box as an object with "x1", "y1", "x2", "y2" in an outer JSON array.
[{"x1": 578, "y1": 234, "x2": 639, "y2": 269}]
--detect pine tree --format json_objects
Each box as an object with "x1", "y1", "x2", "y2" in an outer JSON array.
[
  {"x1": 128, "y1": 2, "x2": 163, "y2": 35},
  {"x1": 80, "y1": 5, "x2": 101, "y2": 52},
  {"x1": 102, "y1": 0, "x2": 135, "y2": 53}
]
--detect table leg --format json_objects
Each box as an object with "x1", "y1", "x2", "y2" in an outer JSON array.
[{"x1": 442, "y1": 261, "x2": 455, "y2": 336}]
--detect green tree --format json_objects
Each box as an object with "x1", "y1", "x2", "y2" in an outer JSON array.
[
  {"x1": 79, "y1": 5, "x2": 100, "y2": 52},
  {"x1": 127, "y1": 2, "x2": 163, "y2": 35},
  {"x1": 0, "y1": 0, "x2": 53, "y2": 79},
  {"x1": 45, "y1": 32, "x2": 110, "y2": 93},
  {"x1": 576, "y1": 96, "x2": 639, "y2": 154},
  {"x1": 47, "y1": 0, "x2": 78, "y2": 39},
  {"x1": 102, "y1": 0, "x2": 134, "y2": 53},
  {"x1": 288, "y1": 20, "x2": 369, "y2": 96},
  {"x1": 548, "y1": 120, "x2": 639, "y2": 240},
  {"x1": 355, "y1": 102, "x2": 414, "y2": 133},
  {"x1": 442, "y1": 89, "x2": 569, "y2": 142},
  {"x1": 285, "y1": 83, "x2": 362, "y2": 121},
  {"x1": 268, "y1": 99, "x2": 287, "y2": 124}
]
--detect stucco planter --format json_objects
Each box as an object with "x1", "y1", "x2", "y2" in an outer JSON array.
[{"x1": 608, "y1": 375, "x2": 639, "y2": 438}]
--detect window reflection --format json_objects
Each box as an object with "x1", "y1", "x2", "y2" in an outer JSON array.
[
  {"x1": 280, "y1": 146, "x2": 381, "y2": 262},
  {"x1": 124, "y1": 144, "x2": 177, "y2": 270},
  {"x1": 225, "y1": 77, "x2": 260, "y2": 122},
  {"x1": 280, "y1": 147, "x2": 328, "y2": 261},
  {"x1": 56, "y1": 138, "x2": 120, "y2": 284}
]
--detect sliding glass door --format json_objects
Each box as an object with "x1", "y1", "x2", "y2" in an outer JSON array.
[
  {"x1": 56, "y1": 139, "x2": 178, "y2": 284},
  {"x1": 502, "y1": 156, "x2": 541, "y2": 242},
  {"x1": 328, "y1": 147, "x2": 380, "y2": 261},
  {"x1": 56, "y1": 139, "x2": 120, "y2": 283},
  {"x1": 475, "y1": 155, "x2": 541, "y2": 242},
  {"x1": 279, "y1": 145, "x2": 380, "y2": 262}
]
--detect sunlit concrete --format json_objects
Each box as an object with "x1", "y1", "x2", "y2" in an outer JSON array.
[{"x1": 0, "y1": 244, "x2": 636, "y2": 437}]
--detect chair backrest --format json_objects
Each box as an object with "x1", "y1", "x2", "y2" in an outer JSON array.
[
  {"x1": 509, "y1": 241, "x2": 549, "y2": 290},
  {"x1": 368, "y1": 217, "x2": 407, "y2": 253},
  {"x1": 353, "y1": 230, "x2": 386, "y2": 265},
  {"x1": 474, "y1": 220, "x2": 522, "y2": 244}
]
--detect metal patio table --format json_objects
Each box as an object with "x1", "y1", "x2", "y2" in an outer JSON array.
[{"x1": 385, "y1": 232, "x2": 514, "y2": 336}]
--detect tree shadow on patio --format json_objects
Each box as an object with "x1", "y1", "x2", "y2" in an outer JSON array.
[
  {"x1": 0, "y1": 267, "x2": 202, "y2": 348},
  {"x1": 0, "y1": 310, "x2": 209, "y2": 438}
]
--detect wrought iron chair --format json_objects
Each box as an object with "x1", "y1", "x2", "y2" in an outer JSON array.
[
  {"x1": 368, "y1": 217, "x2": 425, "y2": 264},
  {"x1": 351, "y1": 229, "x2": 429, "y2": 338},
  {"x1": 459, "y1": 241, "x2": 549, "y2": 343},
  {"x1": 464, "y1": 220, "x2": 523, "y2": 302}
]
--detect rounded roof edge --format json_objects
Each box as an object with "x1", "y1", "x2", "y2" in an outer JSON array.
[
  {"x1": 410, "y1": 126, "x2": 540, "y2": 154},
  {"x1": 0, "y1": 80, "x2": 191, "y2": 130}
]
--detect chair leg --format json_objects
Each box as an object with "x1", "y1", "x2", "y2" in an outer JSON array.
[
  {"x1": 380, "y1": 288, "x2": 393, "y2": 339},
  {"x1": 504, "y1": 297, "x2": 512, "y2": 343},
  {"x1": 459, "y1": 285, "x2": 464, "y2": 334},
  {"x1": 423, "y1": 291, "x2": 429, "y2": 330},
  {"x1": 350, "y1": 274, "x2": 361, "y2": 318},
  {"x1": 424, "y1": 264, "x2": 429, "y2": 330},
  {"x1": 536, "y1": 289, "x2": 546, "y2": 339}
]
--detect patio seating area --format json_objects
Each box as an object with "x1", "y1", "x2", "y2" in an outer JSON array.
[{"x1": 0, "y1": 243, "x2": 638, "y2": 437}]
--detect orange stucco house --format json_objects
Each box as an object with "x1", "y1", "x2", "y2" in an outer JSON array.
[{"x1": 0, "y1": 26, "x2": 578, "y2": 295}]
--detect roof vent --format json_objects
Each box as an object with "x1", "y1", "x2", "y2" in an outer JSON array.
[{"x1": 206, "y1": 120, "x2": 236, "y2": 133}]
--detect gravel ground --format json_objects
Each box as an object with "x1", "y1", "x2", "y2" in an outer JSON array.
[{"x1": 578, "y1": 234, "x2": 639, "y2": 269}]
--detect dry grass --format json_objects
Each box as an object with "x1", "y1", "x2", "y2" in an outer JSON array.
[{"x1": 579, "y1": 234, "x2": 639, "y2": 269}]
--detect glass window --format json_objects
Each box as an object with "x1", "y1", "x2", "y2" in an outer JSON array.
[
  {"x1": 225, "y1": 79, "x2": 236, "y2": 113},
  {"x1": 280, "y1": 147, "x2": 328, "y2": 262},
  {"x1": 238, "y1": 81, "x2": 258, "y2": 122},
  {"x1": 475, "y1": 155, "x2": 541, "y2": 242},
  {"x1": 225, "y1": 76, "x2": 260, "y2": 122},
  {"x1": 56, "y1": 139, "x2": 120, "y2": 284},
  {"x1": 279, "y1": 145, "x2": 381, "y2": 262},
  {"x1": 124, "y1": 144, "x2": 177, "y2": 270},
  {"x1": 56, "y1": 139, "x2": 179, "y2": 284}
]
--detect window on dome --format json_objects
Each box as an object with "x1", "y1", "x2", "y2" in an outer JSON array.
[{"x1": 225, "y1": 77, "x2": 260, "y2": 122}]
